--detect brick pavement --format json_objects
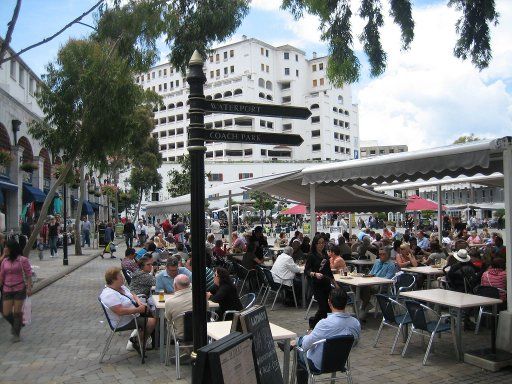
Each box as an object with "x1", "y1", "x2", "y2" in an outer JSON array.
[{"x1": 1, "y1": 241, "x2": 512, "y2": 383}]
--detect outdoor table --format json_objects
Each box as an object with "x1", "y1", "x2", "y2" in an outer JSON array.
[
  {"x1": 400, "y1": 266, "x2": 445, "y2": 289},
  {"x1": 268, "y1": 246, "x2": 283, "y2": 257},
  {"x1": 207, "y1": 320, "x2": 297, "y2": 384},
  {"x1": 400, "y1": 289, "x2": 502, "y2": 361},
  {"x1": 334, "y1": 274, "x2": 394, "y2": 319},
  {"x1": 152, "y1": 294, "x2": 219, "y2": 363},
  {"x1": 345, "y1": 259, "x2": 375, "y2": 273}
]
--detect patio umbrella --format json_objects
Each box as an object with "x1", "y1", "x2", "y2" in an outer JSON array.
[
  {"x1": 406, "y1": 195, "x2": 445, "y2": 211},
  {"x1": 280, "y1": 204, "x2": 307, "y2": 215}
]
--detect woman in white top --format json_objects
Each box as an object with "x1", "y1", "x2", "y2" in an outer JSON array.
[{"x1": 99, "y1": 267, "x2": 157, "y2": 355}]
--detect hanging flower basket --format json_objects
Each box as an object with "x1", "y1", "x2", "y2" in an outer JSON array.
[
  {"x1": 101, "y1": 184, "x2": 118, "y2": 199},
  {"x1": 94, "y1": 192, "x2": 102, "y2": 197},
  {"x1": 20, "y1": 162, "x2": 38, "y2": 173},
  {"x1": 0, "y1": 149, "x2": 12, "y2": 166},
  {"x1": 88, "y1": 187, "x2": 96, "y2": 194},
  {"x1": 71, "y1": 183, "x2": 79, "y2": 189}
]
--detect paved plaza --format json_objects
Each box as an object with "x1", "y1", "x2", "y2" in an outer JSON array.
[{"x1": 1, "y1": 242, "x2": 512, "y2": 383}]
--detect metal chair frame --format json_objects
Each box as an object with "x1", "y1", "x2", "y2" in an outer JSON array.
[
  {"x1": 255, "y1": 265, "x2": 270, "y2": 304},
  {"x1": 474, "y1": 285, "x2": 504, "y2": 335},
  {"x1": 98, "y1": 298, "x2": 143, "y2": 364},
  {"x1": 401, "y1": 300, "x2": 455, "y2": 365},
  {"x1": 222, "y1": 293, "x2": 256, "y2": 320},
  {"x1": 261, "y1": 268, "x2": 297, "y2": 310},
  {"x1": 296, "y1": 336, "x2": 354, "y2": 384},
  {"x1": 373, "y1": 294, "x2": 411, "y2": 354},
  {"x1": 392, "y1": 273, "x2": 416, "y2": 297},
  {"x1": 165, "y1": 310, "x2": 218, "y2": 378}
]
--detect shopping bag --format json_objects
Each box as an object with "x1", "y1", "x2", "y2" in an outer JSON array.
[
  {"x1": 110, "y1": 242, "x2": 117, "y2": 252},
  {"x1": 22, "y1": 297, "x2": 32, "y2": 326}
]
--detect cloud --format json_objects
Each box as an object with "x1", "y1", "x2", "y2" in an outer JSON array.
[{"x1": 356, "y1": 0, "x2": 512, "y2": 150}]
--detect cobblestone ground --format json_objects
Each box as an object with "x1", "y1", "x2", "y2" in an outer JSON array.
[{"x1": 1, "y1": 241, "x2": 512, "y2": 383}]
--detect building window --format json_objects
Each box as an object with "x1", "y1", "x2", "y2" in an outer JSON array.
[
  {"x1": 215, "y1": 53, "x2": 220, "y2": 61},
  {"x1": 283, "y1": 123, "x2": 292, "y2": 131},
  {"x1": 310, "y1": 104, "x2": 319, "y2": 110},
  {"x1": 284, "y1": 52, "x2": 289, "y2": 60},
  {"x1": 223, "y1": 51, "x2": 228, "y2": 59},
  {"x1": 313, "y1": 79, "x2": 318, "y2": 87},
  {"x1": 259, "y1": 92, "x2": 265, "y2": 98},
  {"x1": 29, "y1": 77, "x2": 36, "y2": 95},
  {"x1": 311, "y1": 116, "x2": 320, "y2": 123},
  {"x1": 18, "y1": 66, "x2": 25, "y2": 87},
  {"x1": 266, "y1": 80, "x2": 272, "y2": 90},
  {"x1": 311, "y1": 130, "x2": 320, "y2": 137},
  {"x1": 295, "y1": 54, "x2": 299, "y2": 61},
  {"x1": 260, "y1": 47, "x2": 264, "y2": 55},
  {"x1": 234, "y1": 88, "x2": 242, "y2": 95},
  {"x1": 210, "y1": 70, "x2": 214, "y2": 78},
  {"x1": 215, "y1": 150, "x2": 223, "y2": 157},
  {"x1": 158, "y1": 70, "x2": 161, "y2": 77},
  {"x1": 230, "y1": 65, "x2": 234, "y2": 73},
  {"x1": 296, "y1": 69, "x2": 299, "y2": 77},
  {"x1": 260, "y1": 120, "x2": 266, "y2": 127},
  {"x1": 163, "y1": 83, "x2": 167, "y2": 90},
  {"x1": 209, "y1": 55, "x2": 214, "y2": 62},
  {"x1": 334, "y1": 132, "x2": 339, "y2": 139},
  {"x1": 206, "y1": 151, "x2": 214, "y2": 158},
  {"x1": 10, "y1": 60, "x2": 16, "y2": 79},
  {"x1": 284, "y1": 68, "x2": 290, "y2": 75},
  {"x1": 244, "y1": 149, "x2": 253, "y2": 156},
  {"x1": 266, "y1": 65, "x2": 269, "y2": 73},
  {"x1": 338, "y1": 95, "x2": 344, "y2": 104},
  {"x1": 319, "y1": 78, "x2": 324, "y2": 86},
  {"x1": 176, "y1": 80, "x2": 179, "y2": 87},
  {"x1": 282, "y1": 96, "x2": 291, "y2": 103},
  {"x1": 261, "y1": 63, "x2": 265, "y2": 71},
  {"x1": 230, "y1": 49, "x2": 234, "y2": 57},
  {"x1": 312, "y1": 64, "x2": 317, "y2": 71},
  {"x1": 224, "y1": 67, "x2": 228, "y2": 75},
  {"x1": 312, "y1": 144, "x2": 321, "y2": 151},
  {"x1": 265, "y1": 49, "x2": 269, "y2": 57},
  {"x1": 152, "y1": 72, "x2": 155, "y2": 78},
  {"x1": 208, "y1": 173, "x2": 224, "y2": 181},
  {"x1": 319, "y1": 63, "x2": 324, "y2": 70},
  {"x1": 226, "y1": 150, "x2": 243, "y2": 157},
  {"x1": 163, "y1": 68, "x2": 167, "y2": 76},
  {"x1": 239, "y1": 173, "x2": 254, "y2": 179},
  {"x1": 158, "y1": 84, "x2": 162, "y2": 91},
  {"x1": 267, "y1": 121, "x2": 273, "y2": 129},
  {"x1": 216, "y1": 69, "x2": 220, "y2": 77}
]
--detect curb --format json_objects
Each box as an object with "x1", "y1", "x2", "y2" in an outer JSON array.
[{"x1": 31, "y1": 241, "x2": 122, "y2": 295}]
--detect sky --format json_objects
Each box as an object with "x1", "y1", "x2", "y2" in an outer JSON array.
[{"x1": 1, "y1": 0, "x2": 511, "y2": 151}]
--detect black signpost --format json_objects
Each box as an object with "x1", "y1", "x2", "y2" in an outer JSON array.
[{"x1": 187, "y1": 50, "x2": 308, "y2": 384}]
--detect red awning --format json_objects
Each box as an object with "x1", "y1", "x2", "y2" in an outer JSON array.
[{"x1": 406, "y1": 195, "x2": 445, "y2": 211}]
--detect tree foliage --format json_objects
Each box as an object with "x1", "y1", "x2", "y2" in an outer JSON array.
[
  {"x1": 249, "y1": 191, "x2": 276, "y2": 212},
  {"x1": 452, "y1": 133, "x2": 482, "y2": 144},
  {"x1": 167, "y1": 155, "x2": 192, "y2": 198}
]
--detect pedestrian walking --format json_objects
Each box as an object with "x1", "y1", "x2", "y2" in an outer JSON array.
[
  {"x1": 0, "y1": 240, "x2": 32, "y2": 342},
  {"x1": 48, "y1": 216, "x2": 59, "y2": 258},
  {"x1": 101, "y1": 222, "x2": 116, "y2": 259},
  {"x1": 82, "y1": 217, "x2": 92, "y2": 247},
  {"x1": 123, "y1": 218, "x2": 136, "y2": 248}
]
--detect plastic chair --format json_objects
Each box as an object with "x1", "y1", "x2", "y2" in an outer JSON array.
[
  {"x1": 98, "y1": 298, "x2": 143, "y2": 364},
  {"x1": 402, "y1": 300, "x2": 455, "y2": 365},
  {"x1": 373, "y1": 294, "x2": 412, "y2": 354},
  {"x1": 261, "y1": 268, "x2": 297, "y2": 310},
  {"x1": 296, "y1": 335, "x2": 355, "y2": 384},
  {"x1": 474, "y1": 285, "x2": 502, "y2": 335},
  {"x1": 165, "y1": 310, "x2": 218, "y2": 378}
]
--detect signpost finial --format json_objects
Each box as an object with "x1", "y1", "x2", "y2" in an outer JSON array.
[{"x1": 189, "y1": 50, "x2": 204, "y2": 66}]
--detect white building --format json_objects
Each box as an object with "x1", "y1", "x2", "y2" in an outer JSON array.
[
  {"x1": 359, "y1": 140, "x2": 408, "y2": 158},
  {"x1": 137, "y1": 36, "x2": 359, "y2": 163}
]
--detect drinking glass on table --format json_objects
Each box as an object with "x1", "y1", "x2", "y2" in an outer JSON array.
[{"x1": 158, "y1": 290, "x2": 165, "y2": 302}]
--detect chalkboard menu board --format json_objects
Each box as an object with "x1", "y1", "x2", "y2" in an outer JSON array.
[
  {"x1": 239, "y1": 306, "x2": 284, "y2": 384},
  {"x1": 196, "y1": 332, "x2": 257, "y2": 384}
]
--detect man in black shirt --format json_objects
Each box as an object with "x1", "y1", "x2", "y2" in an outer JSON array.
[{"x1": 123, "y1": 218, "x2": 136, "y2": 248}]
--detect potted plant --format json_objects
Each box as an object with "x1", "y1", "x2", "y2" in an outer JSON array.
[
  {"x1": 0, "y1": 149, "x2": 12, "y2": 166},
  {"x1": 94, "y1": 191, "x2": 102, "y2": 197},
  {"x1": 20, "y1": 162, "x2": 39, "y2": 173}
]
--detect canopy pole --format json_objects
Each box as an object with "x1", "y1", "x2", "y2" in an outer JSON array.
[
  {"x1": 348, "y1": 213, "x2": 352, "y2": 237},
  {"x1": 309, "y1": 184, "x2": 316, "y2": 238},
  {"x1": 497, "y1": 144, "x2": 512, "y2": 353},
  {"x1": 228, "y1": 190, "x2": 233, "y2": 247},
  {"x1": 437, "y1": 185, "x2": 442, "y2": 242}
]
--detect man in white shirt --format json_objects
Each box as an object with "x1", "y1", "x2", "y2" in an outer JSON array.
[
  {"x1": 136, "y1": 220, "x2": 148, "y2": 246},
  {"x1": 271, "y1": 246, "x2": 302, "y2": 305}
]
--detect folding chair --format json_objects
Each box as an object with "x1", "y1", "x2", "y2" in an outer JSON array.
[
  {"x1": 296, "y1": 335, "x2": 355, "y2": 384},
  {"x1": 98, "y1": 298, "x2": 143, "y2": 364},
  {"x1": 373, "y1": 294, "x2": 411, "y2": 354}
]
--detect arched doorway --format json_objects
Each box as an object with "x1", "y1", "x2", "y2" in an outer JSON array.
[{"x1": 39, "y1": 148, "x2": 51, "y2": 191}]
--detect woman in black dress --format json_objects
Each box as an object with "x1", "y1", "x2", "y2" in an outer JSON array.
[
  {"x1": 304, "y1": 235, "x2": 334, "y2": 329},
  {"x1": 207, "y1": 267, "x2": 242, "y2": 320}
]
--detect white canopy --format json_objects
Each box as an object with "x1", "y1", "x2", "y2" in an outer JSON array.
[
  {"x1": 302, "y1": 138, "x2": 509, "y2": 185},
  {"x1": 246, "y1": 173, "x2": 407, "y2": 212},
  {"x1": 145, "y1": 171, "x2": 294, "y2": 216}
]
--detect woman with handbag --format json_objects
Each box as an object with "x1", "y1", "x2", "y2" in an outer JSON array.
[
  {"x1": 101, "y1": 222, "x2": 116, "y2": 259},
  {"x1": 0, "y1": 240, "x2": 32, "y2": 342}
]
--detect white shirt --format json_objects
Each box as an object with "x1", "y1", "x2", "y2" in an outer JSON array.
[
  {"x1": 271, "y1": 253, "x2": 301, "y2": 286},
  {"x1": 99, "y1": 285, "x2": 139, "y2": 328},
  {"x1": 136, "y1": 224, "x2": 148, "y2": 235}
]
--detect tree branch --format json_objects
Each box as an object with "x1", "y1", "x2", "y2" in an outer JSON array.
[
  {"x1": 0, "y1": 0, "x2": 22, "y2": 67},
  {"x1": 0, "y1": 0, "x2": 105, "y2": 65}
]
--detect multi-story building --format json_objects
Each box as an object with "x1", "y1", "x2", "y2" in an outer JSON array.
[
  {"x1": 359, "y1": 140, "x2": 408, "y2": 158},
  {"x1": 0, "y1": 39, "x2": 109, "y2": 230},
  {"x1": 137, "y1": 36, "x2": 359, "y2": 163}
]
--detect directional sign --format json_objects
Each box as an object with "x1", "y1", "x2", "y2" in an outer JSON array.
[
  {"x1": 189, "y1": 128, "x2": 303, "y2": 146},
  {"x1": 201, "y1": 99, "x2": 311, "y2": 120}
]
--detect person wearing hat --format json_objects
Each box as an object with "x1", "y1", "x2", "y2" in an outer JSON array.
[{"x1": 446, "y1": 249, "x2": 479, "y2": 293}]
